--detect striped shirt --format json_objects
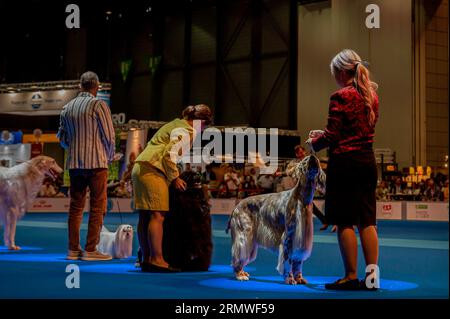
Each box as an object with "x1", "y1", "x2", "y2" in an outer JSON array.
[{"x1": 57, "y1": 91, "x2": 115, "y2": 169}]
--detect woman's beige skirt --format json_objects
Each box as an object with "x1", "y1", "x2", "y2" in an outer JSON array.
[{"x1": 132, "y1": 162, "x2": 169, "y2": 211}]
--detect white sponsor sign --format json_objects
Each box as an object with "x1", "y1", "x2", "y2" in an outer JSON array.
[
  {"x1": 406, "y1": 202, "x2": 449, "y2": 221},
  {"x1": 29, "y1": 197, "x2": 134, "y2": 213},
  {"x1": 376, "y1": 201, "x2": 402, "y2": 220},
  {"x1": 0, "y1": 90, "x2": 78, "y2": 115},
  {"x1": 29, "y1": 198, "x2": 80, "y2": 213}
]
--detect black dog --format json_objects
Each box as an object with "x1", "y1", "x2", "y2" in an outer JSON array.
[{"x1": 162, "y1": 171, "x2": 213, "y2": 271}]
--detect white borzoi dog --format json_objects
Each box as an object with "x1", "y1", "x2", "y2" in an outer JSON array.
[
  {"x1": 0, "y1": 156, "x2": 63, "y2": 250},
  {"x1": 97, "y1": 224, "x2": 133, "y2": 259},
  {"x1": 226, "y1": 155, "x2": 326, "y2": 285}
]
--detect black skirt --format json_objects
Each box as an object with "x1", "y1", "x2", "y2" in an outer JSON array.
[{"x1": 325, "y1": 150, "x2": 378, "y2": 227}]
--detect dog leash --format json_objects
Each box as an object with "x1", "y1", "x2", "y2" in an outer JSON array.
[{"x1": 116, "y1": 198, "x2": 124, "y2": 225}]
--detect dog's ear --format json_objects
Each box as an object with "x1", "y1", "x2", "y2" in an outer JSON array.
[
  {"x1": 286, "y1": 161, "x2": 302, "y2": 180},
  {"x1": 114, "y1": 226, "x2": 123, "y2": 258},
  {"x1": 316, "y1": 169, "x2": 326, "y2": 194}
]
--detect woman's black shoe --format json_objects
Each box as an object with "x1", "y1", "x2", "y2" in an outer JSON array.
[
  {"x1": 148, "y1": 263, "x2": 181, "y2": 273},
  {"x1": 359, "y1": 280, "x2": 379, "y2": 291},
  {"x1": 325, "y1": 278, "x2": 361, "y2": 290},
  {"x1": 140, "y1": 262, "x2": 151, "y2": 272}
]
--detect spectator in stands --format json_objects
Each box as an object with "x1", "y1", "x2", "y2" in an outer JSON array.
[
  {"x1": 240, "y1": 174, "x2": 259, "y2": 198},
  {"x1": 201, "y1": 164, "x2": 216, "y2": 184},
  {"x1": 376, "y1": 180, "x2": 389, "y2": 201},
  {"x1": 442, "y1": 179, "x2": 449, "y2": 202},
  {"x1": 273, "y1": 168, "x2": 284, "y2": 192},
  {"x1": 412, "y1": 182, "x2": 423, "y2": 200},
  {"x1": 424, "y1": 178, "x2": 443, "y2": 201},
  {"x1": 39, "y1": 178, "x2": 58, "y2": 197},
  {"x1": 248, "y1": 167, "x2": 258, "y2": 185},
  {"x1": 112, "y1": 180, "x2": 131, "y2": 198},
  {"x1": 217, "y1": 182, "x2": 228, "y2": 198},
  {"x1": 390, "y1": 177, "x2": 405, "y2": 195},
  {"x1": 121, "y1": 152, "x2": 137, "y2": 183},
  {"x1": 258, "y1": 174, "x2": 274, "y2": 194},
  {"x1": 285, "y1": 145, "x2": 307, "y2": 177},
  {"x1": 224, "y1": 166, "x2": 240, "y2": 197},
  {"x1": 295, "y1": 145, "x2": 306, "y2": 160}
]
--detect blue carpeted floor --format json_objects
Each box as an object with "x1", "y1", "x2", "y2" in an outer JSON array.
[{"x1": 0, "y1": 213, "x2": 448, "y2": 299}]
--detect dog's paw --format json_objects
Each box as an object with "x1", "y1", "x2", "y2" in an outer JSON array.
[
  {"x1": 235, "y1": 270, "x2": 250, "y2": 281},
  {"x1": 294, "y1": 274, "x2": 308, "y2": 285},
  {"x1": 284, "y1": 276, "x2": 297, "y2": 285},
  {"x1": 8, "y1": 245, "x2": 21, "y2": 251}
]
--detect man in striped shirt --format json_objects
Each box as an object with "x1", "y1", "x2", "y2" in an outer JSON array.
[{"x1": 57, "y1": 71, "x2": 115, "y2": 261}]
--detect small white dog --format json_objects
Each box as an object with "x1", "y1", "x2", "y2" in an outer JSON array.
[
  {"x1": 97, "y1": 224, "x2": 133, "y2": 259},
  {"x1": 0, "y1": 156, "x2": 63, "y2": 250}
]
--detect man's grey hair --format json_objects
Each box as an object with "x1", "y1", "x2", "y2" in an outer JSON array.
[{"x1": 80, "y1": 71, "x2": 99, "y2": 90}]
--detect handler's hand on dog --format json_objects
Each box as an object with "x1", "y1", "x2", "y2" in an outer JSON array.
[
  {"x1": 305, "y1": 138, "x2": 315, "y2": 153},
  {"x1": 173, "y1": 177, "x2": 187, "y2": 191},
  {"x1": 308, "y1": 130, "x2": 324, "y2": 138}
]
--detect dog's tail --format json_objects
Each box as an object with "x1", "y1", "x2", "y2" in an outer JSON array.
[
  {"x1": 225, "y1": 218, "x2": 231, "y2": 234},
  {"x1": 225, "y1": 209, "x2": 235, "y2": 234}
]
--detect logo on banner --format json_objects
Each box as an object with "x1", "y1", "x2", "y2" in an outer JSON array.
[
  {"x1": 381, "y1": 204, "x2": 392, "y2": 217},
  {"x1": 31, "y1": 94, "x2": 43, "y2": 110},
  {"x1": 415, "y1": 204, "x2": 430, "y2": 219}
]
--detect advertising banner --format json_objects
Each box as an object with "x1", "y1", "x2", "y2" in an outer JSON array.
[
  {"x1": 406, "y1": 202, "x2": 449, "y2": 221},
  {"x1": 0, "y1": 144, "x2": 31, "y2": 167},
  {"x1": 376, "y1": 202, "x2": 403, "y2": 220},
  {"x1": 0, "y1": 90, "x2": 79, "y2": 115}
]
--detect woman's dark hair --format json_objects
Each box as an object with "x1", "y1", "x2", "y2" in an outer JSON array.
[{"x1": 182, "y1": 104, "x2": 213, "y2": 125}]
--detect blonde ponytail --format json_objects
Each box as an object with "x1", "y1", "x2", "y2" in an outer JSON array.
[
  {"x1": 355, "y1": 62, "x2": 377, "y2": 126},
  {"x1": 330, "y1": 49, "x2": 378, "y2": 126}
]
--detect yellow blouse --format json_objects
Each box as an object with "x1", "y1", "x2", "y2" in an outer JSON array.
[{"x1": 135, "y1": 118, "x2": 195, "y2": 183}]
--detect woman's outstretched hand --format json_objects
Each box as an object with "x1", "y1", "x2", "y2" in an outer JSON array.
[
  {"x1": 172, "y1": 177, "x2": 187, "y2": 191},
  {"x1": 309, "y1": 130, "x2": 325, "y2": 138}
]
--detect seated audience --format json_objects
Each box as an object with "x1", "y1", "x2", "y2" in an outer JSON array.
[
  {"x1": 38, "y1": 179, "x2": 57, "y2": 197},
  {"x1": 442, "y1": 179, "x2": 449, "y2": 202},
  {"x1": 376, "y1": 180, "x2": 389, "y2": 200},
  {"x1": 423, "y1": 178, "x2": 443, "y2": 201},
  {"x1": 224, "y1": 166, "x2": 240, "y2": 197},
  {"x1": 258, "y1": 174, "x2": 274, "y2": 194},
  {"x1": 390, "y1": 177, "x2": 405, "y2": 195}
]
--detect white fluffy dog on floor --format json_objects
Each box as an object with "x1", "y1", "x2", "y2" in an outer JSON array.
[
  {"x1": 226, "y1": 155, "x2": 326, "y2": 285},
  {"x1": 97, "y1": 225, "x2": 133, "y2": 259},
  {"x1": 0, "y1": 156, "x2": 63, "y2": 250}
]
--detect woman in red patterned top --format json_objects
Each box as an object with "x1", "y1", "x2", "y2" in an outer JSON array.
[{"x1": 306, "y1": 49, "x2": 379, "y2": 291}]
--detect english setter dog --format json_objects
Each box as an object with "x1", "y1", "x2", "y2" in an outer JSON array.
[
  {"x1": 0, "y1": 156, "x2": 63, "y2": 250},
  {"x1": 227, "y1": 155, "x2": 326, "y2": 285}
]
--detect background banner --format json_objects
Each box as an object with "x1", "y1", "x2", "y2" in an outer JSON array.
[{"x1": 0, "y1": 90, "x2": 78, "y2": 115}]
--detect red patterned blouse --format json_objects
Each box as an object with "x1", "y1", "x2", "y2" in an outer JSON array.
[{"x1": 311, "y1": 85, "x2": 379, "y2": 155}]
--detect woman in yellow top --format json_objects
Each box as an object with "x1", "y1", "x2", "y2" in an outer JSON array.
[{"x1": 132, "y1": 104, "x2": 213, "y2": 272}]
